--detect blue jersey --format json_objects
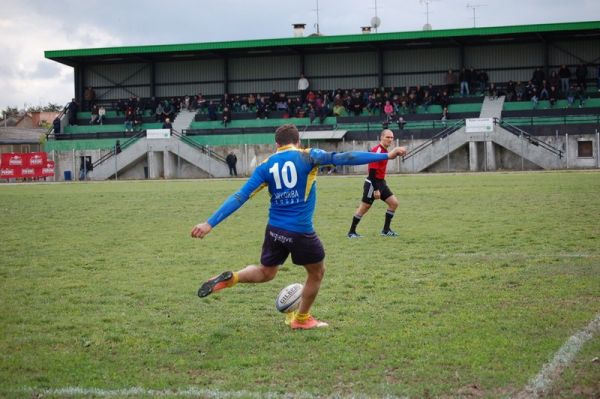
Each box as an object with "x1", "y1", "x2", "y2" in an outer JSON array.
[{"x1": 207, "y1": 145, "x2": 389, "y2": 233}]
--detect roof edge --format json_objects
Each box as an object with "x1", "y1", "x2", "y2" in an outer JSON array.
[{"x1": 45, "y1": 20, "x2": 600, "y2": 59}]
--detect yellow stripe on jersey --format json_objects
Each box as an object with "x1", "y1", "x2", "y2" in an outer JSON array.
[{"x1": 305, "y1": 165, "x2": 318, "y2": 201}]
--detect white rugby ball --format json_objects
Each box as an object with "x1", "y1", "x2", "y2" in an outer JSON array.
[{"x1": 275, "y1": 283, "x2": 303, "y2": 313}]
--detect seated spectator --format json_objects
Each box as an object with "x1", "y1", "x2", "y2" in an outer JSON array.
[
  {"x1": 98, "y1": 105, "x2": 106, "y2": 125},
  {"x1": 133, "y1": 111, "x2": 143, "y2": 132},
  {"x1": 575, "y1": 84, "x2": 586, "y2": 108},
  {"x1": 162, "y1": 117, "x2": 173, "y2": 131},
  {"x1": 155, "y1": 102, "x2": 164, "y2": 122},
  {"x1": 441, "y1": 107, "x2": 449, "y2": 127},
  {"x1": 221, "y1": 106, "x2": 232, "y2": 126},
  {"x1": 276, "y1": 93, "x2": 288, "y2": 111},
  {"x1": 566, "y1": 85, "x2": 576, "y2": 107},
  {"x1": 538, "y1": 80, "x2": 549, "y2": 100},
  {"x1": 487, "y1": 83, "x2": 498, "y2": 99},
  {"x1": 196, "y1": 93, "x2": 207, "y2": 113},
  {"x1": 438, "y1": 90, "x2": 450, "y2": 109},
  {"x1": 256, "y1": 97, "x2": 269, "y2": 119},
  {"x1": 515, "y1": 81, "x2": 525, "y2": 101},
  {"x1": 383, "y1": 100, "x2": 394, "y2": 121},
  {"x1": 350, "y1": 92, "x2": 363, "y2": 116},
  {"x1": 397, "y1": 116, "x2": 406, "y2": 130},
  {"x1": 90, "y1": 104, "x2": 99, "y2": 125},
  {"x1": 530, "y1": 88, "x2": 539, "y2": 109},
  {"x1": 548, "y1": 85, "x2": 559, "y2": 107},
  {"x1": 421, "y1": 90, "x2": 433, "y2": 112},
  {"x1": 247, "y1": 94, "x2": 256, "y2": 111},
  {"x1": 207, "y1": 101, "x2": 218, "y2": 121},
  {"x1": 124, "y1": 108, "x2": 134, "y2": 132}
]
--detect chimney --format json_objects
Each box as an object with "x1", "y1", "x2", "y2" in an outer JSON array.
[
  {"x1": 293, "y1": 24, "x2": 306, "y2": 37},
  {"x1": 361, "y1": 26, "x2": 372, "y2": 34}
]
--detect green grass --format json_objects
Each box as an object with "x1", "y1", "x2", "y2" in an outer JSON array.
[{"x1": 1, "y1": 172, "x2": 599, "y2": 398}]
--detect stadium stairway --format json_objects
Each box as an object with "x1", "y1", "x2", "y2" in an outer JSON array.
[
  {"x1": 172, "y1": 109, "x2": 196, "y2": 132},
  {"x1": 91, "y1": 136, "x2": 229, "y2": 180},
  {"x1": 401, "y1": 95, "x2": 564, "y2": 172}
]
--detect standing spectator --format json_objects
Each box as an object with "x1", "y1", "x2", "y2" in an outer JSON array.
[
  {"x1": 478, "y1": 69, "x2": 489, "y2": 95},
  {"x1": 445, "y1": 69, "x2": 457, "y2": 95},
  {"x1": 79, "y1": 156, "x2": 93, "y2": 180},
  {"x1": 558, "y1": 65, "x2": 571, "y2": 94},
  {"x1": 83, "y1": 86, "x2": 96, "y2": 111},
  {"x1": 459, "y1": 67, "x2": 471, "y2": 96},
  {"x1": 298, "y1": 73, "x2": 310, "y2": 105},
  {"x1": 52, "y1": 116, "x2": 61, "y2": 135},
  {"x1": 67, "y1": 98, "x2": 78, "y2": 126},
  {"x1": 531, "y1": 67, "x2": 545, "y2": 88},
  {"x1": 575, "y1": 64, "x2": 588, "y2": 91},
  {"x1": 225, "y1": 151, "x2": 238, "y2": 177}
]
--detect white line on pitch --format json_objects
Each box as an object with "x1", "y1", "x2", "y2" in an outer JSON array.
[{"x1": 513, "y1": 312, "x2": 600, "y2": 398}]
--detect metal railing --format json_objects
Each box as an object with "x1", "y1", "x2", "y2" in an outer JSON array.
[
  {"x1": 92, "y1": 130, "x2": 146, "y2": 169},
  {"x1": 495, "y1": 118, "x2": 563, "y2": 158},
  {"x1": 401, "y1": 119, "x2": 465, "y2": 161},
  {"x1": 91, "y1": 129, "x2": 228, "y2": 171},
  {"x1": 45, "y1": 102, "x2": 70, "y2": 140},
  {"x1": 172, "y1": 130, "x2": 227, "y2": 164}
]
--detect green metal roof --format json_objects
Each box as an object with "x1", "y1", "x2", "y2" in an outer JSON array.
[{"x1": 45, "y1": 20, "x2": 600, "y2": 59}]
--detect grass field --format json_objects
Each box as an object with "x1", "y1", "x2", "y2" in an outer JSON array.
[{"x1": 1, "y1": 171, "x2": 599, "y2": 398}]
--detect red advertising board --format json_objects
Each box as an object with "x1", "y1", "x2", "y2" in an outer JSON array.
[{"x1": 0, "y1": 152, "x2": 54, "y2": 179}]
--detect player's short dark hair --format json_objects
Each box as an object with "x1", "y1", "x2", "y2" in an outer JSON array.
[{"x1": 275, "y1": 124, "x2": 300, "y2": 145}]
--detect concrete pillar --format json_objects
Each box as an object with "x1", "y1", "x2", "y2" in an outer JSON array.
[
  {"x1": 163, "y1": 151, "x2": 177, "y2": 179},
  {"x1": 469, "y1": 141, "x2": 478, "y2": 171},
  {"x1": 148, "y1": 151, "x2": 161, "y2": 179},
  {"x1": 485, "y1": 140, "x2": 496, "y2": 171}
]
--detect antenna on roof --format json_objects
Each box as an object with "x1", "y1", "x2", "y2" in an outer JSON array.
[
  {"x1": 466, "y1": 3, "x2": 486, "y2": 28},
  {"x1": 419, "y1": 0, "x2": 437, "y2": 31},
  {"x1": 313, "y1": 0, "x2": 321, "y2": 35},
  {"x1": 370, "y1": 0, "x2": 381, "y2": 32}
]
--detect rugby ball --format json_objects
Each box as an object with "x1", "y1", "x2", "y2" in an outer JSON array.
[{"x1": 275, "y1": 283, "x2": 303, "y2": 313}]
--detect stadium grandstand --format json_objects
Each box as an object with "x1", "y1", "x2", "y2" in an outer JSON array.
[{"x1": 42, "y1": 20, "x2": 600, "y2": 180}]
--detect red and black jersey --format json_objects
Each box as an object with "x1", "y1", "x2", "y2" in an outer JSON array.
[{"x1": 368, "y1": 144, "x2": 388, "y2": 180}]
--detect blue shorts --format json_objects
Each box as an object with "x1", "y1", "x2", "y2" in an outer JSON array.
[{"x1": 261, "y1": 225, "x2": 325, "y2": 266}]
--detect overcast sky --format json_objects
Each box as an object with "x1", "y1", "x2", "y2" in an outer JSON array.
[{"x1": 0, "y1": 0, "x2": 598, "y2": 111}]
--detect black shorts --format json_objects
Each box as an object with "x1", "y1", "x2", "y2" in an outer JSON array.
[
  {"x1": 261, "y1": 225, "x2": 325, "y2": 266},
  {"x1": 361, "y1": 178, "x2": 393, "y2": 205}
]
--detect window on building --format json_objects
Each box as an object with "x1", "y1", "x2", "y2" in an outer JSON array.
[{"x1": 577, "y1": 140, "x2": 593, "y2": 158}]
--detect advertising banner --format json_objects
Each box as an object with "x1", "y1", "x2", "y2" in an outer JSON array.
[{"x1": 0, "y1": 152, "x2": 53, "y2": 179}]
